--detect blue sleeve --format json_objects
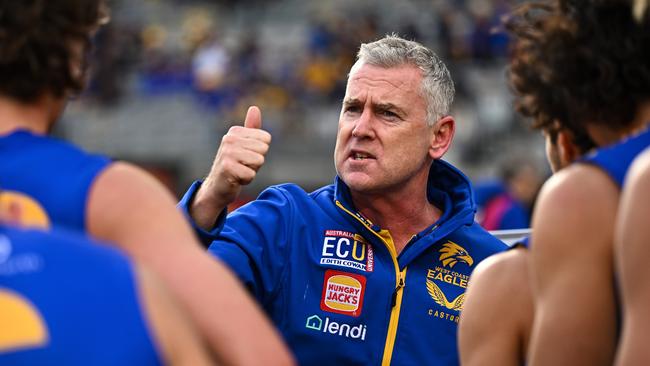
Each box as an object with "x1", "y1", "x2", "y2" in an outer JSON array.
[
  {"x1": 177, "y1": 181, "x2": 228, "y2": 246},
  {"x1": 207, "y1": 187, "x2": 292, "y2": 306}
]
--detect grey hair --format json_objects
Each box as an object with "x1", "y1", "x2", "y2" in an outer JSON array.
[{"x1": 354, "y1": 34, "x2": 455, "y2": 125}]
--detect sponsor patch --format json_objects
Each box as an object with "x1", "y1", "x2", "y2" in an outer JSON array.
[
  {"x1": 305, "y1": 314, "x2": 367, "y2": 341},
  {"x1": 423, "y1": 241, "x2": 474, "y2": 313},
  {"x1": 320, "y1": 230, "x2": 374, "y2": 272},
  {"x1": 320, "y1": 270, "x2": 366, "y2": 317}
]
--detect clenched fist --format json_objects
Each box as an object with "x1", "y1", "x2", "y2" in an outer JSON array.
[{"x1": 191, "y1": 106, "x2": 271, "y2": 230}]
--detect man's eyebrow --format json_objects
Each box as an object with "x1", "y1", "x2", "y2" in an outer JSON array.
[
  {"x1": 342, "y1": 98, "x2": 361, "y2": 105},
  {"x1": 375, "y1": 103, "x2": 407, "y2": 116},
  {"x1": 343, "y1": 99, "x2": 406, "y2": 113}
]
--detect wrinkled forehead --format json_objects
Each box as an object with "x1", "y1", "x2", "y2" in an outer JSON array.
[{"x1": 344, "y1": 62, "x2": 424, "y2": 103}]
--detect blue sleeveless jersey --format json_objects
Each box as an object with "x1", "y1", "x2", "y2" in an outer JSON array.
[
  {"x1": 0, "y1": 130, "x2": 111, "y2": 231},
  {"x1": 581, "y1": 126, "x2": 650, "y2": 334},
  {"x1": 0, "y1": 225, "x2": 162, "y2": 365},
  {"x1": 581, "y1": 127, "x2": 650, "y2": 187}
]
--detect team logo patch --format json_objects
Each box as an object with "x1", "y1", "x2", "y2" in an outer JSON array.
[
  {"x1": 0, "y1": 191, "x2": 50, "y2": 229},
  {"x1": 0, "y1": 289, "x2": 49, "y2": 351},
  {"x1": 438, "y1": 241, "x2": 473, "y2": 268},
  {"x1": 320, "y1": 270, "x2": 366, "y2": 317},
  {"x1": 426, "y1": 279, "x2": 465, "y2": 311},
  {"x1": 425, "y1": 241, "x2": 473, "y2": 321},
  {"x1": 320, "y1": 230, "x2": 374, "y2": 272}
]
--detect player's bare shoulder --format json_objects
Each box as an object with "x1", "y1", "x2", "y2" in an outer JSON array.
[{"x1": 466, "y1": 246, "x2": 531, "y2": 313}]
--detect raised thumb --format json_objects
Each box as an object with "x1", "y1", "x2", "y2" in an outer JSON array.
[{"x1": 243, "y1": 106, "x2": 262, "y2": 129}]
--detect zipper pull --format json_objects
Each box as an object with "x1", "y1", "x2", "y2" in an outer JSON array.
[{"x1": 390, "y1": 275, "x2": 406, "y2": 308}]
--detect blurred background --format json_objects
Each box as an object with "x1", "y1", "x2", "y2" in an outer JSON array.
[{"x1": 59, "y1": 0, "x2": 548, "y2": 228}]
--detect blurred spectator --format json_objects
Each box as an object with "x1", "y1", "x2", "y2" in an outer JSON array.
[
  {"x1": 192, "y1": 32, "x2": 230, "y2": 92},
  {"x1": 475, "y1": 158, "x2": 543, "y2": 230}
]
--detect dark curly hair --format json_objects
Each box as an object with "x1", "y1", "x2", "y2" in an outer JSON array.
[
  {"x1": 506, "y1": 0, "x2": 650, "y2": 138},
  {"x1": 0, "y1": 0, "x2": 108, "y2": 103}
]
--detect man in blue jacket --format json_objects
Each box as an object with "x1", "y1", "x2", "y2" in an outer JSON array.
[{"x1": 180, "y1": 35, "x2": 507, "y2": 365}]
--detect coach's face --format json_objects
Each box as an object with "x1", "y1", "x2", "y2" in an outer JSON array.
[{"x1": 334, "y1": 62, "x2": 453, "y2": 194}]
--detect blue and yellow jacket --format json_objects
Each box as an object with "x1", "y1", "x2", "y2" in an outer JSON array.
[{"x1": 180, "y1": 159, "x2": 507, "y2": 365}]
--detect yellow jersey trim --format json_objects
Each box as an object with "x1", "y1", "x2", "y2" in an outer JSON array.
[
  {"x1": 0, "y1": 289, "x2": 49, "y2": 352},
  {"x1": 334, "y1": 201, "x2": 407, "y2": 366}
]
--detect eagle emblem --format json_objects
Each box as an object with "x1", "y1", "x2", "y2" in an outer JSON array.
[
  {"x1": 426, "y1": 279, "x2": 465, "y2": 311},
  {"x1": 438, "y1": 241, "x2": 474, "y2": 268}
]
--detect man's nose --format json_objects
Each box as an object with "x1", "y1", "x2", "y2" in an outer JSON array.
[{"x1": 351, "y1": 108, "x2": 375, "y2": 139}]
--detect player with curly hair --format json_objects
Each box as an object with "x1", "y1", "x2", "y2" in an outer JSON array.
[
  {"x1": 511, "y1": 0, "x2": 650, "y2": 364},
  {"x1": 0, "y1": 1, "x2": 293, "y2": 364},
  {"x1": 459, "y1": 0, "x2": 650, "y2": 365}
]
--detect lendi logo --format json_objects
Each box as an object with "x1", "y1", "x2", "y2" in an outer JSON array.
[{"x1": 305, "y1": 314, "x2": 367, "y2": 341}]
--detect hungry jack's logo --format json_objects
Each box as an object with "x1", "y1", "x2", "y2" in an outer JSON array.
[{"x1": 320, "y1": 270, "x2": 366, "y2": 317}]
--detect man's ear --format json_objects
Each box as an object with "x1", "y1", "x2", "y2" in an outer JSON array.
[
  {"x1": 429, "y1": 116, "x2": 455, "y2": 159},
  {"x1": 557, "y1": 130, "x2": 581, "y2": 166}
]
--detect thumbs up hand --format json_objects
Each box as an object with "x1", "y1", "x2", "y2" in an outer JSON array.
[{"x1": 191, "y1": 106, "x2": 271, "y2": 230}]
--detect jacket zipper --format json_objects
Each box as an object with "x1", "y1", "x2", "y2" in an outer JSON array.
[
  {"x1": 390, "y1": 275, "x2": 405, "y2": 307},
  {"x1": 335, "y1": 200, "x2": 407, "y2": 366}
]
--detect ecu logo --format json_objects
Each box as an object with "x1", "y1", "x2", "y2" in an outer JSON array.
[{"x1": 438, "y1": 241, "x2": 473, "y2": 268}]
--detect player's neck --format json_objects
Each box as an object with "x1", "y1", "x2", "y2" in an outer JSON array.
[
  {"x1": 631, "y1": 100, "x2": 650, "y2": 135},
  {"x1": 0, "y1": 94, "x2": 61, "y2": 136}
]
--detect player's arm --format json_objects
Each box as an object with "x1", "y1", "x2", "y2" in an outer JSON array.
[
  {"x1": 86, "y1": 162, "x2": 293, "y2": 365},
  {"x1": 459, "y1": 248, "x2": 532, "y2": 366},
  {"x1": 528, "y1": 166, "x2": 618, "y2": 366},
  {"x1": 135, "y1": 264, "x2": 214, "y2": 366},
  {"x1": 614, "y1": 150, "x2": 650, "y2": 365}
]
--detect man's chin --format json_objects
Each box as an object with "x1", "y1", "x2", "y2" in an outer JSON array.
[{"x1": 341, "y1": 175, "x2": 382, "y2": 194}]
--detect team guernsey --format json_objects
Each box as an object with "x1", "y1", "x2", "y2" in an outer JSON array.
[
  {"x1": 179, "y1": 159, "x2": 507, "y2": 365},
  {"x1": 0, "y1": 225, "x2": 161, "y2": 365},
  {"x1": 581, "y1": 126, "x2": 650, "y2": 187},
  {"x1": 0, "y1": 130, "x2": 110, "y2": 231}
]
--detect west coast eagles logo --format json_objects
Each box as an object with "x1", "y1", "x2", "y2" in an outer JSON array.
[
  {"x1": 426, "y1": 241, "x2": 473, "y2": 318},
  {"x1": 426, "y1": 280, "x2": 465, "y2": 311},
  {"x1": 0, "y1": 191, "x2": 50, "y2": 229},
  {"x1": 438, "y1": 241, "x2": 473, "y2": 268}
]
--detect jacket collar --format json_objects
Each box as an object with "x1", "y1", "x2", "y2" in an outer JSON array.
[{"x1": 334, "y1": 159, "x2": 477, "y2": 235}]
